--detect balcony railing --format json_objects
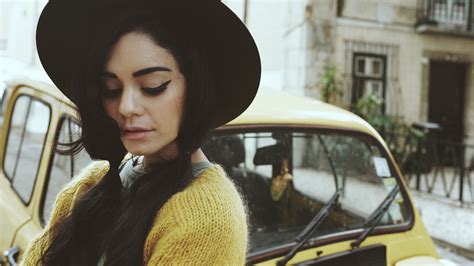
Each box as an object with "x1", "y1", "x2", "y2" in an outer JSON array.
[
  {"x1": 417, "y1": 0, "x2": 473, "y2": 33},
  {"x1": 384, "y1": 130, "x2": 474, "y2": 205}
]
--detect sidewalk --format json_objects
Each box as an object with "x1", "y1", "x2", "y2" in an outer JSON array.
[
  {"x1": 436, "y1": 245, "x2": 474, "y2": 266},
  {"x1": 410, "y1": 190, "x2": 474, "y2": 261}
]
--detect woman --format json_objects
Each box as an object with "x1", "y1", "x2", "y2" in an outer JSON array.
[{"x1": 20, "y1": 0, "x2": 260, "y2": 265}]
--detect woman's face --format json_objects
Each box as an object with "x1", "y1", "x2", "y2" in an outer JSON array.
[{"x1": 100, "y1": 31, "x2": 186, "y2": 161}]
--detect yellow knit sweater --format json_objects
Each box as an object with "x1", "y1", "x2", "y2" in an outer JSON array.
[{"x1": 18, "y1": 159, "x2": 249, "y2": 265}]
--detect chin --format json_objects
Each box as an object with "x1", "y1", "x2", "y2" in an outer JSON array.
[{"x1": 123, "y1": 143, "x2": 160, "y2": 156}]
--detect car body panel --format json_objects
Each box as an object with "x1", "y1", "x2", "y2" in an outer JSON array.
[
  {"x1": 395, "y1": 256, "x2": 457, "y2": 266},
  {"x1": 0, "y1": 176, "x2": 30, "y2": 253},
  {"x1": 0, "y1": 78, "x2": 76, "y2": 260},
  {"x1": 0, "y1": 86, "x2": 38, "y2": 252},
  {"x1": 248, "y1": 197, "x2": 438, "y2": 265},
  {"x1": 229, "y1": 89, "x2": 380, "y2": 138},
  {"x1": 0, "y1": 73, "x2": 445, "y2": 265},
  {"x1": 10, "y1": 218, "x2": 42, "y2": 258}
]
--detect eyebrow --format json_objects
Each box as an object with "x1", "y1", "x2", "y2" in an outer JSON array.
[{"x1": 101, "y1": 66, "x2": 171, "y2": 79}]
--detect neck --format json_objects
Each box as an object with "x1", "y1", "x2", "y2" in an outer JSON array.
[
  {"x1": 190, "y1": 149, "x2": 210, "y2": 164},
  {"x1": 142, "y1": 148, "x2": 209, "y2": 171}
]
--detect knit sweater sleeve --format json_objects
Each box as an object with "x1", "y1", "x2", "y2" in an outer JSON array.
[
  {"x1": 18, "y1": 160, "x2": 109, "y2": 266},
  {"x1": 146, "y1": 169, "x2": 249, "y2": 265}
]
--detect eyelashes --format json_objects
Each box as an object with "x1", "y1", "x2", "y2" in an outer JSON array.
[
  {"x1": 143, "y1": 80, "x2": 172, "y2": 96},
  {"x1": 101, "y1": 80, "x2": 172, "y2": 99}
]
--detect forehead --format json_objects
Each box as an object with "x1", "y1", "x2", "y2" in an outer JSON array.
[{"x1": 104, "y1": 31, "x2": 178, "y2": 72}]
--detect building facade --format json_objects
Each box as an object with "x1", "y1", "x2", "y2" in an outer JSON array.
[
  {"x1": 257, "y1": 0, "x2": 474, "y2": 147},
  {"x1": 2, "y1": 0, "x2": 474, "y2": 147},
  {"x1": 333, "y1": 0, "x2": 474, "y2": 148}
]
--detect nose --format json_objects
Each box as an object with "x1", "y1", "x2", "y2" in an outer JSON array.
[{"x1": 119, "y1": 86, "x2": 142, "y2": 117}]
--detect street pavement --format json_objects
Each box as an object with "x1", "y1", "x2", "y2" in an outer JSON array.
[
  {"x1": 436, "y1": 245, "x2": 474, "y2": 266},
  {"x1": 411, "y1": 190, "x2": 474, "y2": 264},
  {"x1": 406, "y1": 167, "x2": 473, "y2": 204}
]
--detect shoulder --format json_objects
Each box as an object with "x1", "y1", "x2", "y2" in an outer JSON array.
[
  {"x1": 70, "y1": 160, "x2": 110, "y2": 186},
  {"x1": 63, "y1": 160, "x2": 109, "y2": 196},
  {"x1": 186, "y1": 163, "x2": 242, "y2": 197},
  {"x1": 153, "y1": 163, "x2": 249, "y2": 236},
  {"x1": 144, "y1": 164, "x2": 249, "y2": 264},
  {"x1": 18, "y1": 160, "x2": 111, "y2": 265},
  {"x1": 172, "y1": 163, "x2": 248, "y2": 238},
  {"x1": 47, "y1": 160, "x2": 109, "y2": 226},
  {"x1": 174, "y1": 164, "x2": 248, "y2": 223}
]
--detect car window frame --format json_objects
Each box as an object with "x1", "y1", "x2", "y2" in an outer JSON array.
[
  {"x1": 0, "y1": 84, "x2": 8, "y2": 116},
  {"x1": 211, "y1": 124, "x2": 415, "y2": 263},
  {"x1": 1, "y1": 92, "x2": 52, "y2": 206},
  {"x1": 40, "y1": 114, "x2": 83, "y2": 226}
]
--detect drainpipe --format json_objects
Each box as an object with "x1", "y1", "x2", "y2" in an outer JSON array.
[
  {"x1": 243, "y1": 0, "x2": 248, "y2": 25},
  {"x1": 467, "y1": 0, "x2": 472, "y2": 32}
]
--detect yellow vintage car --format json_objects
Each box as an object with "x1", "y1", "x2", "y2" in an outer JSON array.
[{"x1": 0, "y1": 70, "x2": 453, "y2": 265}]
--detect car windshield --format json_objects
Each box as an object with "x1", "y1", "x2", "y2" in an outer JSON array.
[{"x1": 203, "y1": 128, "x2": 410, "y2": 253}]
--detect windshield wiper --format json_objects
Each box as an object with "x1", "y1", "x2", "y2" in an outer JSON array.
[
  {"x1": 350, "y1": 185, "x2": 400, "y2": 249},
  {"x1": 277, "y1": 189, "x2": 343, "y2": 266}
]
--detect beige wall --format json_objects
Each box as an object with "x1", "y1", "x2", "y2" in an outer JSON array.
[
  {"x1": 335, "y1": 23, "x2": 422, "y2": 119},
  {"x1": 463, "y1": 64, "x2": 474, "y2": 147},
  {"x1": 340, "y1": 0, "x2": 417, "y2": 25},
  {"x1": 334, "y1": 18, "x2": 474, "y2": 145},
  {"x1": 224, "y1": 0, "x2": 308, "y2": 92},
  {"x1": 2, "y1": 0, "x2": 472, "y2": 147},
  {"x1": 0, "y1": 0, "x2": 47, "y2": 65}
]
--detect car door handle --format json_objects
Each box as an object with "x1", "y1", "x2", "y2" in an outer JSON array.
[{"x1": 2, "y1": 246, "x2": 19, "y2": 266}]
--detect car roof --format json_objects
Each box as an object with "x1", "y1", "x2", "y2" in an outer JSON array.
[
  {"x1": 228, "y1": 88, "x2": 381, "y2": 138},
  {"x1": 5, "y1": 67, "x2": 75, "y2": 108},
  {"x1": 6, "y1": 72, "x2": 381, "y2": 140}
]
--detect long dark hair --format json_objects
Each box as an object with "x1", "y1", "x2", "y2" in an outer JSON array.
[{"x1": 41, "y1": 13, "x2": 216, "y2": 266}]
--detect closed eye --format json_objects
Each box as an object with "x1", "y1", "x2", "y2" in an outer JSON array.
[{"x1": 142, "y1": 80, "x2": 171, "y2": 96}]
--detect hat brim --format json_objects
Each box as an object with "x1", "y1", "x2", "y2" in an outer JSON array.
[{"x1": 36, "y1": 0, "x2": 261, "y2": 129}]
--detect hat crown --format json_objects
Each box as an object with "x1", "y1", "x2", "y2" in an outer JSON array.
[{"x1": 37, "y1": 0, "x2": 260, "y2": 130}]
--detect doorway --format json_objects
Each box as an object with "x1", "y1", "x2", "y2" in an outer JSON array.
[{"x1": 428, "y1": 61, "x2": 467, "y2": 144}]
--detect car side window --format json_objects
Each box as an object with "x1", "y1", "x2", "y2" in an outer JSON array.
[
  {"x1": 204, "y1": 129, "x2": 408, "y2": 254},
  {"x1": 3, "y1": 95, "x2": 51, "y2": 204},
  {"x1": 42, "y1": 117, "x2": 92, "y2": 223}
]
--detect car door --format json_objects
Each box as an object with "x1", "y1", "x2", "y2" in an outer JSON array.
[
  {"x1": 11, "y1": 111, "x2": 93, "y2": 264},
  {"x1": 0, "y1": 88, "x2": 52, "y2": 262}
]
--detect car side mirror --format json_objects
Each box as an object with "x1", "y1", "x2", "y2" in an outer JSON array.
[
  {"x1": 253, "y1": 143, "x2": 285, "y2": 166},
  {"x1": 2, "y1": 246, "x2": 20, "y2": 266}
]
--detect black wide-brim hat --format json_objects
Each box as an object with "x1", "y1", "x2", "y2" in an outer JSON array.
[{"x1": 36, "y1": 0, "x2": 261, "y2": 130}]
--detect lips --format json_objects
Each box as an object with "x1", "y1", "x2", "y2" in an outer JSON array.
[{"x1": 122, "y1": 126, "x2": 153, "y2": 140}]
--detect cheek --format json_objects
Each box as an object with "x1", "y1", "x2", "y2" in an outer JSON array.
[
  {"x1": 173, "y1": 81, "x2": 186, "y2": 126},
  {"x1": 176, "y1": 97, "x2": 185, "y2": 127},
  {"x1": 147, "y1": 99, "x2": 180, "y2": 131}
]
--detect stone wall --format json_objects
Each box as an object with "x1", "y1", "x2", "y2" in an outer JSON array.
[
  {"x1": 303, "y1": 0, "x2": 338, "y2": 99},
  {"x1": 334, "y1": 2, "x2": 474, "y2": 146},
  {"x1": 339, "y1": 0, "x2": 417, "y2": 25}
]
